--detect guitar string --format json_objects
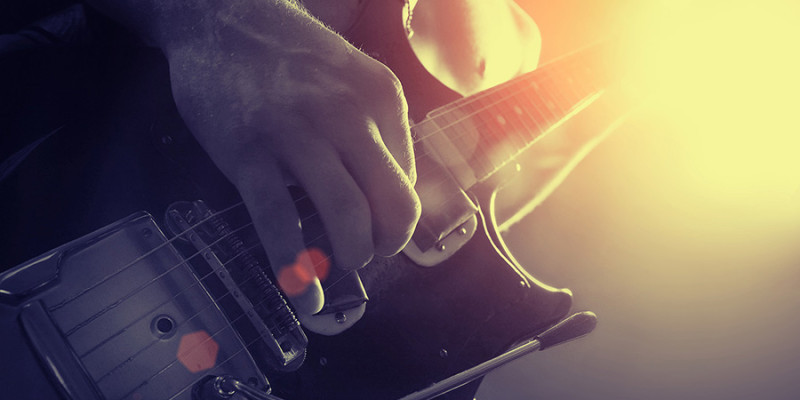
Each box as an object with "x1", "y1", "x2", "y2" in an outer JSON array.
[
  {"x1": 114, "y1": 61, "x2": 599, "y2": 399},
  {"x1": 79, "y1": 193, "x2": 370, "y2": 364},
  {"x1": 93, "y1": 240, "x2": 302, "y2": 385},
  {"x1": 120, "y1": 240, "x2": 375, "y2": 400},
  {"x1": 49, "y1": 60, "x2": 588, "y2": 316},
  {"x1": 411, "y1": 60, "x2": 596, "y2": 183},
  {"x1": 382, "y1": 59, "x2": 592, "y2": 221},
  {"x1": 91, "y1": 222, "x2": 367, "y2": 393},
  {"x1": 83, "y1": 179, "x2": 409, "y2": 367},
  {"x1": 92, "y1": 86, "x2": 591, "y2": 398},
  {"x1": 58, "y1": 65, "x2": 594, "y2": 363},
  {"x1": 68, "y1": 62, "x2": 596, "y2": 397},
  {"x1": 64, "y1": 216, "x2": 254, "y2": 337},
  {"x1": 77, "y1": 237, "x2": 262, "y2": 358},
  {"x1": 47, "y1": 201, "x2": 248, "y2": 311},
  {"x1": 413, "y1": 52, "x2": 592, "y2": 143},
  {"x1": 113, "y1": 240, "x2": 339, "y2": 400},
  {"x1": 71, "y1": 211, "x2": 336, "y2": 343},
  {"x1": 57, "y1": 69, "x2": 592, "y2": 376},
  {"x1": 101, "y1": 52, "x2": 600, "y2": 399},
  {"x1": 94, "y1": 228, "x2": 351, "y2": 393},
  {"x1": 59, "y1": 61, "x2": 592, "y2": 332}
]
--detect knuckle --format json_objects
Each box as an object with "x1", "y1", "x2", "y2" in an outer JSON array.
[
  {"x1": 407, "y1": 162, "x2": 418, "y2": 187},
  {"x1": 397, "y1": 187, "x2": 422, "y2": 228},
  {"x1": 375, "y1": 186, "x2": 421, "y2": 255},
  {"x1": 393, "y1": 146, "x2": 416, "y2": 186},
  {"x1": 369, "y1": 62, "x2": 405, "y2": 101},
  {"x1": 337, "y1": 228, "x2": 375, "y2": 270}
]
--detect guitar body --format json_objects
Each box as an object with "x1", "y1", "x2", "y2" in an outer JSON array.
[{"x1": 0, "y1": 1, "x2": 573, "y2": 399}]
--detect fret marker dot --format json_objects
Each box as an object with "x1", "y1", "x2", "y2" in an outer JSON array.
[
  {"x1": 496, "y1": 115, "x2": 506, "y2": 125},
  {"x1": 514, "y1": 106, "x2": 523, "y2": 115}
]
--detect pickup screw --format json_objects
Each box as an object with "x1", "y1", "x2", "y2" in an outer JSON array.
[
  {"x1": 458, "y1": 226, "x2": 467, "y2": 235},
  {"x1": 439, "y1": 348, "x2": 448, "y2": 358},
  {"x1": 161, "y1": 135, "x2": 173, "y2": 145},
  {"x1": 319, "y1": 357, "x2": 328, "y2": 366},
  {"x1": 335, "y1": 312, "x2": 347, "y2": 324}
]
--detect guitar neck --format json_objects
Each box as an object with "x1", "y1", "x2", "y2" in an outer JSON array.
[{"x1": 414, "y1": 42, "x2": 611, "y2": 189}]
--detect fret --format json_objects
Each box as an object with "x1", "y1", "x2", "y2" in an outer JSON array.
[
  {"x1": 495, "y1": 96, "x2": 528, "y2": 153},
  {"x1": 418, "y1": 115, "x2": 477, "y2": 188},
  {"x1": 417, "y1": 41, "x2": 610, "y2": 187},
  {"x1": 571, "y1": 57, "x2": 603, "y2": 95},
  {"x1": 557, "y1": 67, "x2": 586, "y2": 107},
  {"x1": 559, "y1": 60, "x2": 588, "y2": 98},
  {"x1": 507, "y1": 91, "x2": 544, "y2": 144},
  {"x1": 433, "y1": 109, "x2": 493, "y2": 185},
  {"x1": 520, "y1": 81, "x2": 557, "y2": 133},
  {"x1": 446, "y1": 102, "x2": 498, "y2": 178},
  {"x1": 485, "y1": 95, "x2": 522, "y2": 165},
  {"x1": 530, "y1": 69, "x2": 565, "y2": 117},
  {"x1": 543, "y1": 69, "x2": 576, "y2": 113},
  {"x1": 492, "y1": 88, "x2": 529, "y2": 149},
  {"x1": 560, "y1": 63, "x2": 596, "y2": 106},
  {"x1": 471, "y1": 96, "x2": 515, "y2": 169},
  {"x1": 498, "y1": 99, "x2": 530, "y2": 155}
]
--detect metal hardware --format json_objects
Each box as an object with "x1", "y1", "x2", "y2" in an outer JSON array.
[
  {"x1": 403, "y1": 215, "x2": 478, "y2": 267},
  {"x1": 194, "y1": 375, "x2": 284, "y2": 400},
  {"x1": 167, "y1": 201, "x2": 308, "y2": 371},
  {"x1": 399, "y1": 312, "x2": 598, "y2": 400},
  {"x1": 3, "y1": 212, "x2": 268, "y2": 399}
]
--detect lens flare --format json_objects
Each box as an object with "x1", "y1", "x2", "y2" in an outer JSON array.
[{"x1": 277, "y1": 247, "x2": 330, "y2": 296}]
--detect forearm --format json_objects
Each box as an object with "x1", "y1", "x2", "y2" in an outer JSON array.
[{"x1": 83, "y1": 0, "x2": 321, "y2": 54}]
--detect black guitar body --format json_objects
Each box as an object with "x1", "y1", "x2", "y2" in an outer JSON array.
[{"x1": 0, "y1": 1, "x2": 572, "y2": 399}]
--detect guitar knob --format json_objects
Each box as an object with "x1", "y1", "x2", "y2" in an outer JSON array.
[{"x1": 193, "y1": 375, "x2": 284, "y2": 400}]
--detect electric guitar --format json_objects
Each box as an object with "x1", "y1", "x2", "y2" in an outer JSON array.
[{"x1": 0, "y1": 1, "x2": 613, "y2": 399}]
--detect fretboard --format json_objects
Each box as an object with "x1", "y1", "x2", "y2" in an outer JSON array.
[{"x1": 415, "y1": 42, "x2": 610, "y2": 188}]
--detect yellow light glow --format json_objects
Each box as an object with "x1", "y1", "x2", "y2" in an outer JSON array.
[{"x1": 619, "y1": 0, "x2": 800, "y2": 218}]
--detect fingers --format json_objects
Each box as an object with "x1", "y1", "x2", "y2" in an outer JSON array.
[
  {"x1": 283, "y1": 142, "x2": 375, "y2": 271},
  {"x1": 354, "y1": 63, "x2": 417, "y2": 184},
  {"x1": 234, "y1": 156, "x2": 324, "y2": 316},
  {"x1": 358, "y1": 69, "x2": 421, "y2": 255},
  {"x1": 339, "y1": 121, "x2": 421, "y2": 257}
]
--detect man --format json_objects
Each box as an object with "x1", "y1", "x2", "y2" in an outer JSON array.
[
  {"x1": 0, "y1": 2, "x2": 551, "y2": 398},
  {"x1": 1, "y1": 0, "x2": 541, "y2": 317},
  {"x1": 73, "y1": 0, "x2": 543, "y2": 317}
]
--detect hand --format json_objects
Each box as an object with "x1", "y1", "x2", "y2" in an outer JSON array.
[{"x1": 109, "y1": 1, "x2": 421, "y2": 315}]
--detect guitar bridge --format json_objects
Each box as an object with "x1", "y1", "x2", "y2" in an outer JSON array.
[{"x1": 166, "y1": 201, "x2": 308, "y2": 372}]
